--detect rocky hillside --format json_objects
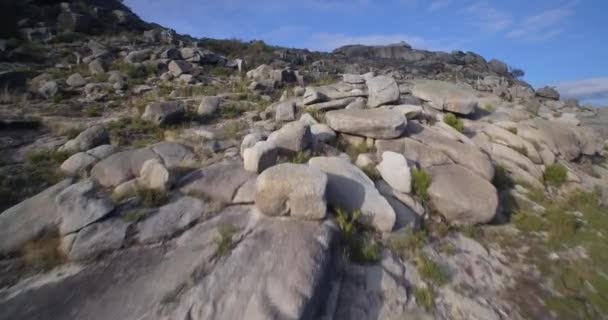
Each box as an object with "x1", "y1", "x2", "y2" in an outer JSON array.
[{"x1": 1, "y1": 1, "x2": 608, "y2": 319}]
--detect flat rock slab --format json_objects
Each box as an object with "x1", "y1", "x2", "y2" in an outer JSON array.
[
  {"x1": 179, "y1": 160, "x2": 254, "y2": 204},
  {"x1": 69, "y1": 218, "x2": 129, "y2": 260},
  {"x1": 56, "y1": 179, "x2": 115, "y2": 235},
  {"x1": 325, "y1": 109, "x2": 406, "y2": 139},
  {"x1": 91, "y1": 148, "x2": 160, "y2": 188},
  {"x1": 137, "y1": 196, "x2": 206, "y2": 243},
  {"x1": 412, "y1": 80, "x2": 478, "y2": 115},
  {"x1": 0, "y1": 179, "x2": 72, "y2": 255}
]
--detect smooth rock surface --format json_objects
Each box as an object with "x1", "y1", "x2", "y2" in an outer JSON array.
[
  {"x1": 56, "y1": 179, "x2": 115, "y2": 235},
  {"x1": 376, "y1": 151, "x2": 411, "y2": 193},
  {"x1": 366, "y1": 76, "x2": 400, "y2": 108},
  {"x1": 137, "y1": 196, "x2": 206, "y2": 243},
  {"x1": 69, "y1": 219, "x2": 129, "y2": 260},
  {"x1": 325, "y1": 108, "x2": 406, "y2": 139}
]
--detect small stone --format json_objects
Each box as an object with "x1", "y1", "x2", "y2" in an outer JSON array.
[{"x1": 243, "y1": 141, "x2": 278, "y2": 173}]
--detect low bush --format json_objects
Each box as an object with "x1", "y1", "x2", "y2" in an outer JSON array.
[
  {"x1": 215, "y1": 224, "x2": 236, "y2": 256},
  {"x1": 411, "y1": 168, "x2": 432, "y2": 202},
  {"x1": 544, "y1": 163, "x2": 568, "y2": 187},
  {"x1": 443, "y1": 113, "x2": 464, "y2": 133},
  {"x1": 414, "y1": 287, "x2": 435, "y2": 311},
  {"x1": 136, "y1": 187, "x2": 169, "y2": 207}
]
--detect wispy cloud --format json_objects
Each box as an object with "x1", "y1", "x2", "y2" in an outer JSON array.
[
  {"x1": 429, "y1": 0, "x2": 451, "y2": 11},
  {"x1": 464, "y1": 1, "x2": 512, "y2": 32},
  {"x1": 306, "y1": 32, "x2": 461, "y2": 52},
  {"x1": 506, "y1": 2, "x2": 575, "y2": 41},
  {"x1": 555, "y1": 78, "x2": 608, "y2": 104}
]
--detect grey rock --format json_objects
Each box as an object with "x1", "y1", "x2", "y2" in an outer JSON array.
[
  {"x1": 366, "y1": 76, "x2": 400, "y2": 108},
  {"x1": 150, "y1": 141, "x2": 196, "y2": 169},
  {"x1": 267, "y1": 121, "x2": 312, "y2": 154},
  {"x1": 66, "y1": 73, "x2": 86, "y2": 87},
  {"x1": 38, "y1": 81, "x2": 58, "y2": 99},
  {"x1": 60, "y1": 152, "x2": 98, "y2": 176},
  {"x1": 376, "y1": 137, "x2": 453, "y2": 168},
  {"x1": 138, "y1": 159, "x2": 173, "y2": 191},
  {"x1": 232, "y1": 177, "x2": 257, "y2": 204},
  {"x1": 0, "y1": 180, "x2": 72, "y2": 255},
  {"x1": 311, "y1": 123, "x2": 337, "y2": 143},
  {"x1": 240, "y1": 132, "x2": 265, "y2": 157},
  {"x1": 412, "y1": 80, "x2": 478, "y2": 115},
  {"x1": 91, "y1": 148, "x2": 159, "y2": 188},
  {"x1": 179, "y1": 160, "x2": 254, "y2": 203},
  {"x1": 243, "y1": 141, "x2": 278, "y2": 173},
  {"x1": 197, "y1": 96, "x2": 221, "y2": 116},
  {"x1": 343, "y1": 74, "x2": 365, "y2": 84},
  {"x1": 137, "y1": 197, "x2": 206, "y2": 243},
  {"x1": 274, "y1": 100, "x2": 296, "y2": 122},
  {"x1": 60, "y1": 125, "x2": 109, "y2": 153},
  {"x1": 306, "y1": 97, "x2": 357, "y2": 111},
  {"x1": 255, "y1": 163, "x2": 328, "y2": 220},
  {"x1": 536, "y1": 86, "x2": 560, "y2": 100},
  {"x1": 69, "y1": 219, "x2": 128, "y2": 260},
  {"x1": 376, "y1": 151, "x2": 411, "y2": 194},
  {"x1": 488, "y1": 58, "x2": 509, "y2": 75},
  {"x1": 86, "y1": 144, "x2": 116, "y2": 160},
  {"x1": 160, "y1": 48, "x2": 182, "y2": 60},
  {"x1": 56, "y1": 179, "x2": 116, "y2": 234},
  {"x1": 309, "y1": 157, "x2": 396, "y2": 232},
  {"x1": 88, "y1": 59, "x2": 105, "y2": 75},
  {"x1": 325, "y1": 108, "x2": 406, "y2": 139},
  {"x1": 141, "y1": 101, "x2": 185, "y2": 125},
  {"x1": 124, "y1": 49, "x2": 152, "y2": 64},
  {"x1": 303, "y1": 87, "x2": 329, "y2": 105},
  {"x1": 345, "y1": 97, "x2": 367, "y2": 110},
  {"x1": 428, "y1": 165, "x2": 498, "y2": 225}
]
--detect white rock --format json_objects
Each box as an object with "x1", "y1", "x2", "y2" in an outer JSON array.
[{"x1": 376, "y1": 151, "x2": 411, "y2": 193}]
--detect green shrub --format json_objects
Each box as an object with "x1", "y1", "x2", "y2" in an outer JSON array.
[
  {"x1": 546, "y1": 208, "x2": 578, "y2": 244},
  {"x1": 216, "y1": 224, "x2": 236, "y2": 256},
  {"x1": 512, "y1": 210, "x2": 546, "y2": 233},
  {"x1": 335, "y1": 208, "x2": 361, "y2": 238},
  {"x1": 414, "y1": 287, "x2": 435, "y2": 311},
  {"x1": 122, "y1": 209, "x2": 148, "y2": 222},
  {"x1": 349, "y1": 236, "x2": 381, "y2": 264},
  {"x1": 361, "y1": 164, "x2": 381, "y2": 181},
  {"x1": 223, "y1": 121, "x2": 241, "y2": 140},
  {"x1": 544, "y1": 163, "x2": 568, "y2": 187},
  {"x1": 288, "y1": 151, "x2": 311, "y2": 164},
  {"x1": 443, "y1": 113, "x2": 464, "y2": 133},
  {"x1": 50, "y1": 31, "x2": 85, "y2": 43},
  {"x1": 136, "y1": 187, "x2": 169, "y2": 207},
  {"x1": 387, "y1": 230, "x2": 428, "y2": 256},
  {"x1": 416, "y1": 253, "x2": 448, "y2": 286},
  {"x1": 411, "y1": 168, "x2": 432, "y2": 202}
]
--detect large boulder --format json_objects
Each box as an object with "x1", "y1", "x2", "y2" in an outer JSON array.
[
  {"x1": 69, "y1": 219, "x2": 128, "y2": 260},
  {"x1": 168, "y1": 60, "x2": 193, "y2": 77},
  {"x1": 137, "y1": 197, "x2": 206, "y2": 243},
  {"x1": 59, "y1": 125, "x2": 109, "y2": 153},
  {"x1": 91, "y1": 148, "x2": 160, "y2": 188},
  {"x1": 60, "y1": 152, "x2": 99, "y2": 176},
  {"x1": 0, "y1": 180, "x2": 72, "y2": 255},
  {"x1": 56, "y1": 179, "x2": 116, "y2": 235},
  {"x1": 375, "y1": 137, "x2": 453, "y2": 168},
  {"x1": 488, "y1": 58, "x2": 509, "y2": 75},
  {"x1": 243, "y1": 141, "x2": 278, "y2": 173},
  {"x1": 179, "y1": 160, "x2": 254, "y2": 203},
  {"x1": 267, "y1": 121, "x2": 312, "y2": 155},
  {"x1": 427, "y1": 165, "x2": 498, "y2": 225},
  {"x1": 138, "y1": 160, "x2": 173, "y2": 191},
  {"x1": 536, "y1": 86, "x2": 560, "y2": 100},
  {"x1": 141, "y1": 101, "x2": 185, "y2": 125},
  {"x1": 366, "y1": 76, "x2": 400, "y2": 108},
  {"x1": 197, "y1": 96, "x2": 221, "y2": 116},
  {"x1": 150, "y1": 141, "x2": 196, "y2": 169},
  {"x1": 410, "y1": 126, "x2": 494, "y2": 180},
  {"x1": 255, "y1": 163, "x2": 328, "y2": 220},
  {"x1": 325, "y1": 108, "x2": 406, "y2": 139},
  {"x1": 66, "y1": 73, "x2": 86, "y2": 87},
  {"x1": 376, "y1": 151, "x2": 411, "y2": 194},
  {"x1": 308, "y1": 157, "x2": 396, "y2": 232},
  {"x1": 411, "y1": 80, "x2": 478, "y2": 115}
]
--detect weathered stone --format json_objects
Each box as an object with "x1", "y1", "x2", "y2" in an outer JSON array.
[
  {"x1": 309, "y1": 157, "x2": 396, "y2": 232},
  {"x1": 536, "y1": 86, "x2": 560, "y2": 100},
  {"x1": 306, "y1": 97, "x2": 356, "y2": 111},
  {"x1": 366, "y1": 76, "x2": 400, "y2": 108},
  {"x1": 88, "y1": 59, "x2": 105, "y2": 75},
  {"x1": 382, "y1": 104, "x2": 423, "y2": 120},
  {"x1": 160, "y1": 48, "x2": 182, "y2": 60},
  {"x1": 427, "y1": 165, "x2": 498, "y2": 225},
  {"x1": 240, "y1": 132, "x2": 265, "y2": 157},
  {"x1": 69, "y1": 219, "x2": 128, "y2": 260},
  {"x1": 0, "y1": 180, "x2": 72, "y2": 255},
  {"x1": 150, "y1": 141, "x2": 196, "y2": 169},
  {"x1": 141, "y1": 101, "x2": 185, "y2": 125},
  {"x1": 66, "y1": 73, "x2": 86, "y2": 87},
  {"x1": 376, "y1": 151, "x2": 411, "y2": 194},
  {"x1": 376, "y1": 137, "x2": 453, "y2": 168},
  {"x1": 138, "y1": 160, "x2": 173, "y2": 191},
  {"x1": 179, "y1": 160, "x2": 254, "y2": 203},
  {"x1": 489, "y1": 143, "x2": 543, "y2": 180},
  {"x1": 60, "y1": 152, "x2": 98, "y2": 176},
  {"x1": 343, "y1": 73, "x2": 365, "y2": 84},
  {"x1": 488, "y1": 58, "x2": 509, "y2": 75},
  {"x1": 197, "y1": 96, "x2": 221, "y2": 116},
  {"x1": 255, "y1": 163, "x2": 328, "y2": 220},
  {"x1": 267, "y1": 121, "x2": 312, "y2": 154},
  {"x1": 124, "y1": 49, "x2": 152, "y2": 64},
  {"x1": 274, "y1": 100, "x2": 296, "y2": 122},
  {"x1": 60, "y1": 125, "x2": 109, "y2": 153},
  {"x1": 38, "y1": 81, "x2": 58, "y2": 99},
  {"x1": 325, "y1": 108, "x2": 406, "y2": 139},
  {"x1": 137, "y1": 197, "x2": 206, "y2": 243},
  {"x1": 56, "y1": 179, "x2": 115, "y2": 235},
  {"x1": 243, "y1": 141, "x2": 278, "y2": 173},
  {"x1": 412, "y1": 80, "x2": 478, "y2": 115},
  {"x1": 311, "y1": 123, "x2": 336, "y2": 143},
  {"x1": 91, "y1": 149, "x2": 159, "y2": 188}
]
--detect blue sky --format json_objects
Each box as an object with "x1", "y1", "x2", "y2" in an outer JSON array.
[{"x1": 124, "y1": 0, "x2": 608, "y2": 105}]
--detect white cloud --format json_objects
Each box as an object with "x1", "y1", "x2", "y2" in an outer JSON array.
[
  {"x1": 555, "y1": 78, "x2": 608, "y2": 103},
  {"x1": 306, "y1": 32, "x2": 461, "y2": 52},
  {"x1": 464, "y1": 1, "x2": 512, "y2": 32},
  {"x1": 506, "y1": 2, "x2": 575, "y2": 41},
  {"x1": 429, "y1": 0, "x2": 451, "y2": 11}
]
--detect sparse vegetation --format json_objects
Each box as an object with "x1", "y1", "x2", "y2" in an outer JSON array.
[
  {"x1": 361, "y1": 164, "x2": 381, "y2": 181},
  {"x1": 512, "y1": 145, "x2": 528, "y2": 156},
  {"x1": 506, "y1": 127, "x2": 518, "y2": 134},
  {"x1": 349, "y1": 235, "x2": 381, "y2": 264},
  {"x1": 21, "y1": 233, "x2": 64, "y2": 270},
  {"x1": 544, "y1": 163, "x2": 568, "y2": 187},
  {"x1": 288, "y1": 151, "x2": 312, "y2": 164},
  {"x1": 416, "y1": 253, "x2": 448, "y2": 286},
  {"x1": 414, "y1": 287, "x2": 435, "y2": 311},
  {"x1": 443, "y1": 113, "x2": 464, "y2": 133},
  {"x1": 411, "y1": 168, "x2": 432, "y2": 202},
  {"x1": 492, "y1": 164, "x2": 514, "y2": 191},
  {"x1": 223, "y1": 121, "x2": 241, "y2": 140},
  {"x1": 107, "y1": 118, "x2": 165, "y2": 147},
  {"x1": 481, "y1": 103, "x2": 496, "y2": 113},
  {"x1": 305, "y1": 107, "x2": 325, "y2": 123},
  {"x1": 122, "y1": 209, "x2": 149, "y2": 222},
  {"x1": 215, "y1": 224, "x2": 237, "y2": 256},
  {"x1": 136, "y1": 187, "x2": 169, "y2": 207},
  {"x1": 335, "y1": 208, "x2": 361, "y2": 238},
  {"x1": 386, "y1": 230, "x2": 428, "y2": 257}
]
